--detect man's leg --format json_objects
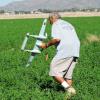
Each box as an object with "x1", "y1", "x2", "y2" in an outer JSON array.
[
  {"x1": 64, "y1": 61, "x2": 77, "y2": 95},
  {"x1": 65, "y1": 57, "x2": 78, "y2": 86},
  {"x1": 50, "y1": 57, "x2": 74, "y2": 89},
  {"x1": 53, "y1": 76, "x2": 65, "y2": 83},
  {"x1": 65, "y1": 79, "x2": 72, "y2": 86},
  {"x1": 53, "y1": 76, "x2": 70, "y2": 89},
  {"x1": 64, "y1": 61, "x2": 76, "y2": 86},
  {"x1": 53, "y1": 76, "x2": 76, "y2": 99},
  {"x1": 53, "y1": 76, "x2": 73, "y2": 88}
]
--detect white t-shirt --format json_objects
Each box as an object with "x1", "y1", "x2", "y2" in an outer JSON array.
[{"x1": 51, "y1": 19, "x2": 80, "y2": 59}]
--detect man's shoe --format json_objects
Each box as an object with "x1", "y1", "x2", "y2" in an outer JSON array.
[
  {"x1": 67, "y1": 86, "x2": 76, "y2": 95},
  {"x1": 65, "y1": 86, "x2": 76, "y2": 100}
]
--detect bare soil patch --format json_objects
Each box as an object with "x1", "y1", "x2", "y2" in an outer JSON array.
[{"x1": 0, "y1": 12, "x2": 100, "y2": 19}]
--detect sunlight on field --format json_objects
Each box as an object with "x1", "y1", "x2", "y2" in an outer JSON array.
[{"x1": 86, "y1": 34, "x2": 100, "y2": 42}]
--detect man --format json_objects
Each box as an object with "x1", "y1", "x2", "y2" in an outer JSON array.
[{"x1": 40, "y1": 12, "x2": 80, "y2": 97}]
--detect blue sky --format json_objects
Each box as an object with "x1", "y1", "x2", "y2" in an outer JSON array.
[{"x1": 0, "y1": 0, "x2": 22, "y2": 6}]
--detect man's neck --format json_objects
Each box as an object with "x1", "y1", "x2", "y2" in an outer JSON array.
[{"x1": 53, "y1": 19, "x2": 59, "y2": 24}]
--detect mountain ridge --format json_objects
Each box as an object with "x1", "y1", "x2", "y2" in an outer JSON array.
[{"x1": 0, "y1": 0, "x2": 100, "y2": 11}]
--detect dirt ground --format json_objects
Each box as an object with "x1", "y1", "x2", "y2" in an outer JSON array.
[{"x1": 0, "y1": 12, "x2": 100, "y2": 19}]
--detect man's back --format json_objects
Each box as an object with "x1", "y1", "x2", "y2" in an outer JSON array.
[{"x1": 51, "y1": 19, "x2": 80, "y2": 59}]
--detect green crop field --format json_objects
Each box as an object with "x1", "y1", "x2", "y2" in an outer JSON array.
[{"x1": 0, "y1": 17, "x2": 100, "y2": 100}]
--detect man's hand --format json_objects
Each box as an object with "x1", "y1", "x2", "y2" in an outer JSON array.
[
  {"x1": 39, "y1": 39, "x2": 60, "y2": 49},
  {"x1": 40, "y1": 42, "x2": 47, "y2": 49}
]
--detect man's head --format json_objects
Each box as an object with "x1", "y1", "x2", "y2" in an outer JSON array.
[{"x1": 48, "y1": 12, "x2": 61, "y2": 24}]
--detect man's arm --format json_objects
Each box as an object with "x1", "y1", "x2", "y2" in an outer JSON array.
[{"x1": 40, "y1": 39, "x2": 60, "y2": 49}]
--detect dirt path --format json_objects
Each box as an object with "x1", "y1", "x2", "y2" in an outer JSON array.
[{"x1": 0, "y1": 12, "x2": 100, "y2": 19}]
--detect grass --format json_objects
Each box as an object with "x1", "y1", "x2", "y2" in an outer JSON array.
[{"x1": 0, "y1": 17, "x2": 100, "y2": 100}]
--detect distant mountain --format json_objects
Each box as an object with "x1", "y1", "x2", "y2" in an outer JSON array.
[{"x1": 0, "y1": 0, "x2": 100, "y2": 11}]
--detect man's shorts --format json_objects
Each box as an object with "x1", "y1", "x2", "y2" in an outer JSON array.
[{"x1": 49, "y1": 57, "x2": 77, "y2": 79}]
